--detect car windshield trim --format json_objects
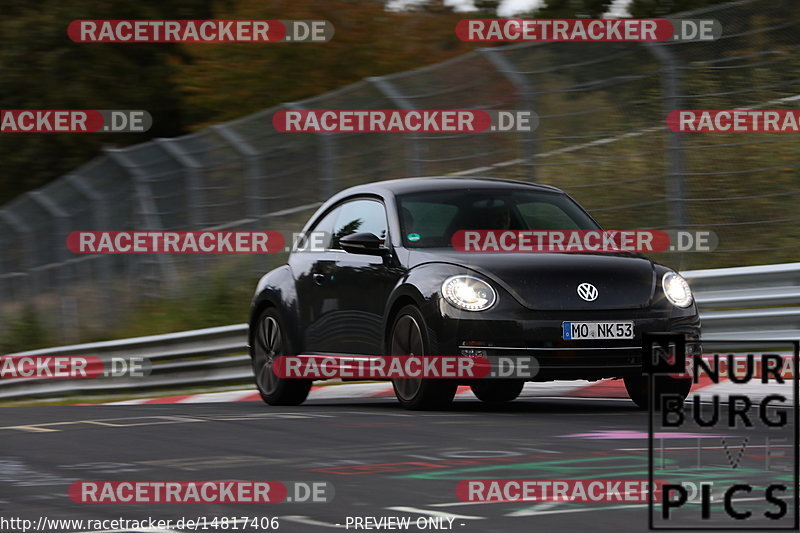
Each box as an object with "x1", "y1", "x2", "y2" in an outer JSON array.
[{"x1": 396, "y1": 188, "x2": 601, "y2": 249}]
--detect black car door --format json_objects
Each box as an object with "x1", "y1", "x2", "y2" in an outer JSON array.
[
  {"x1": 289, "y1": 206, "x2": 341, "y2": 353},
  {"x1": 326, "y1": 198, "x2": 404, "y2": 355}
]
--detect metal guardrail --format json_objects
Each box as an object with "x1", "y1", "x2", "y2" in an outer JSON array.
[
  {"x1": 684, "y1": 262, "x2": 800, "y2": 340},
  {"x1": 2, "y1": 262, "x2": 799, "y2": 401},
  {"x1": 0, "y1": 324, "x2": 250, "y2": 400}
]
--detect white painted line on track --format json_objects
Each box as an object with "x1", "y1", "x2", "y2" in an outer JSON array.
[
  {"x1": 283, "y1": 515, "x2": 345, "y2": 528},
  {"x1": 178, "y1": 390, "x2": 255, "y2": 403},
  {"x1": 505, "y1": 500, "x2": 563, "y2": 517},
  {"x1": 386, "y1": 506, "x2": 485, "y2": 520}
]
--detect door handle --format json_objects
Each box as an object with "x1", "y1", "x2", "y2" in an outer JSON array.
[{"x1": 313, "y1": 273, "x2": 326, "y2": 285}]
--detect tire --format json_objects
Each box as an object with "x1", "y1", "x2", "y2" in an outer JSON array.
[
  {"x1": 624, "y1": 375, "x2": 692, "y2": 410},
  {"x1": 471, "y1": 379, "x2": 525, "y2": 403},
  {"x1": 389, "y1": 305, "x2": 457, "y2": 410},
  {"x1": 251, "y1": 307, "x2": 311, "y2": 406}
]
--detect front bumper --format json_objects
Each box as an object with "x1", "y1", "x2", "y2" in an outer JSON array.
[{"x1": 424, "y1": 300, "x2": 701, "y2": 381}]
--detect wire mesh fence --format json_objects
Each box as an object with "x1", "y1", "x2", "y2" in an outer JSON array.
[{"x1": 1, "y1": 0, "x2": 798, "y2": 343}]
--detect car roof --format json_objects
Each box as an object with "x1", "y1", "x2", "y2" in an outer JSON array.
[
  {"x1": 304, "y1": 177, "x2": 570, "y2": 233},
  {"x1": 333, "y1": 176, "x2": 564, "y2": 200}
]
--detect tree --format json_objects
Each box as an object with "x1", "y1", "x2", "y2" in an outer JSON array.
[
  {"x1": 528, "y1": 0, "x2": 616, "y2": 18},
  {"x1": 627, "y1": 0, "x2": 731, "y2": 18},
  {"x1": 174, "y1": 0, "x2": 479, "y2": 128},
  {"x1": 0, "y1": 0, "x2": 214, "y2": 205},
  {"x1": 473, "y1": 0, "x2": 501, "y2": 16},
  {"x1": 0, "y1": 0, "x2": 482, "y2": 204}
]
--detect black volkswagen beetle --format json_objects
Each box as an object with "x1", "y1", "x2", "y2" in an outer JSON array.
[{"x1": 248, "y1": 177, "x2": 699, "y2": 409}]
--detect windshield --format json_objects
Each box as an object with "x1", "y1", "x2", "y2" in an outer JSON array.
[{"x1": 396, "y1": 188, "x2": 600, "y2": 248}]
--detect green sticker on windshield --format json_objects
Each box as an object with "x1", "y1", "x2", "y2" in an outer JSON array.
[{"x1": 407, "y1": 233, "x2": 421, "y2": 242}]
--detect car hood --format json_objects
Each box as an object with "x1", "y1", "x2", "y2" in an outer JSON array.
[{"x1": 407, "y1": 249, "x2": 657, "y2": 310}]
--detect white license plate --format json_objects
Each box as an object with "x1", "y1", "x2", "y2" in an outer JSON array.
[{"x1": 562, "y1": 321, "x2": 634, "y2": 340}]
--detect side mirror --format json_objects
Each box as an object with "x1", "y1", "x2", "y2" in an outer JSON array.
[{"x1": 339, "y1": 232, "x2": 390, "y2": 256}]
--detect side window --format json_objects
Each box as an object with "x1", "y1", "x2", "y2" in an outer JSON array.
[
  {"x1": 331, "y1": 199, "x2": 388, "y2": 250},
  {"x1": 299, "y1": 206, "x2": 339, "y2": 251}
]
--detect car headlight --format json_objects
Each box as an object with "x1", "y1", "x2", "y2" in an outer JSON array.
[
  {"x1": 662, "y1": 271, "x2": 693, "y2": 308},
  {"x1": 441, "y1": 275, "x2": 497, "y2": 311}
]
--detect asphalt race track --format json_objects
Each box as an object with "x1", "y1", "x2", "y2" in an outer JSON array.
[{"x1": 0, "y1": 396, "x2": 795, "y2": 533}]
